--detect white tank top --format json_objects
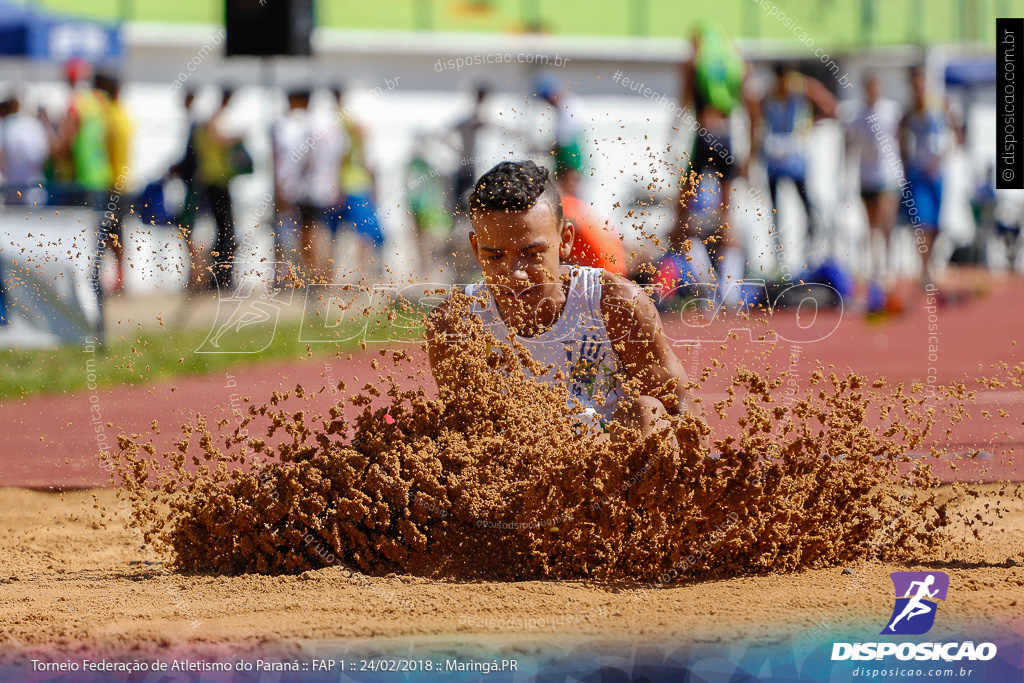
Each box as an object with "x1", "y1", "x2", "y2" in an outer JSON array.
[{"x1": 464, "y1": 266, "x2": 625, "y2": 425}]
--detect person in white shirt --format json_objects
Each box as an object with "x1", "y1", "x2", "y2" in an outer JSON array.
[
  {"x1": 299, "y1": 101, "x2": 342, "y2": 280},
  {"x1": 0, "y1": 97, "x2": 49, "y2": 205},
  {"x1": 273, "y1": 89, "x2": 342, "y2": 281},
  {"x1": 841, "y1": 72, "x2": 903, "y2": 302}
]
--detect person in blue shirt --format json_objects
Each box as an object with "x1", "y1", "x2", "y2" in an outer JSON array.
[
  {"x1": 753, "y1": 65, "x2": 836, "y2": 262},
  {"x1": 900, "y1": 66, "x2": 959, "y2": 288}
]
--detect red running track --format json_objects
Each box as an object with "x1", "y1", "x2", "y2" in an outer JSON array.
[{"x1": 1, "y1": 277, "x2": 1021, "y2": 488}]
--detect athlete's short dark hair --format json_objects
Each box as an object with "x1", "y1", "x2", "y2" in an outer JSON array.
[{"x1": 468, "y1": 160, "x2": 563, "y2": 224}]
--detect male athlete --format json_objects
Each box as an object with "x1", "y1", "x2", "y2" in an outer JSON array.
[{"x1": 426, "y1": 161, "x2": 693, "y2": 441}]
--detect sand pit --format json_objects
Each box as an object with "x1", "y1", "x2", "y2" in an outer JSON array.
[
  {"x1": 0, "y1": 276, "x2": 1019, "y2": 677},
  {"x1": 4, "y1": 275, "x2": 1023, "y2": 671},
  {"x1": 93, "y1": 301, "x2": 1021, "y2": 581},
  {"x1": 0, "y1": 486, "x2": 1021, "y2": 660}
]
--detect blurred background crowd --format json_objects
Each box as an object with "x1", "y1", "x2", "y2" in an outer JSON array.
[{"x1": 0, "y1": 0, "x2": 1016, "y2": 344}]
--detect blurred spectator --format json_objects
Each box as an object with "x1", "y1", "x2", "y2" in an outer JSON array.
[
  {"x1": 556, "y1": 168, "x2": 626, "y2": 276},
  {"x1": 535, "y1": 74, "x2": 587, "y2": 179},
  {"x1": 900, "y1": 65, "x2": 958, "y2": 288},
  {"x1": 444, "y1": 85, "x2": 495, "y2": 283},
  {"x1": 405, "y1": 133, "x2": 451, "y2": 280},
  {"x1": 973, "y1": 166, "x2": 1022, "y2": 272},
  {"x1": 0, "y1": 96, "x2": 49, "y2": 205},
  {"x1": 272, "y1": 89, "x2": 306, "y2": 282},
  {"x1": 753, "y1": 64, "x2": 836, "y2": 263},
  {"x1": 169, "y1": 89, "x2": 204, "y2": 290},
  {"x1": 302, "y1": 90, "x2": 343, "y2": 281},
  {"x1": 53, "y1": 58, "x2": 112, "y2": 206},
  {"x1": 95, "y1": 71, "x2": 133, "y2": 293},
  {"x1": 841, "y1": 71, "x2": 902, "y2": 308},
  {"x1": 332, "y1": 87, "x2": 385, "y2": 281},
  {"x1": 194, "y1": 88, "x2": 241, "y2": 290},
  {"x1": 667, "y1": 23, "x2": 758, "y2": 307},
  {"x1": 42, "y1": 59, "x2": 114, "y2": 323},
  {"x1": 273, "y1": 89, "x2": 341, "y2": 282},
  {"x1": 446, "y1": 84, "x2": 490, "y2": 215}
]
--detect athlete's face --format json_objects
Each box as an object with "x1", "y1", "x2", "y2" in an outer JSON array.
[{"x1": 469, "y1": 201, "x2": 574, "y2": 306}]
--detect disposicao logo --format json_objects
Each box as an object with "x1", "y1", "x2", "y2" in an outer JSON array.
[
  {"x1": 830, "y1": 571, "x2": 998, "y2": 662},
  {"x1": 881, "y1": 571, "x2": 949, "y2": 635}
]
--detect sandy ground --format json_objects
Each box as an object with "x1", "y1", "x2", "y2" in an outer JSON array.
[{"x1": 0, "y1": 486, "x2": 1021, "y2": 663}]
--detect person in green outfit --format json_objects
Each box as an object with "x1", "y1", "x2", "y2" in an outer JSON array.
[
  {"x1": 534, "y1": 74, "x2": 587, "y2": 179},
  {"x1": 54, "y1": 59, "x2": 112, "y2": 206},
  {"x1": 667, "y1": 23, "x2": 759, "y2": 308},
  {"x1": 51, "y1": 59, "x2": 113, "y2": 330},
  {"x1": 405, "y1": 133, "x2": 452, "y2": 280}
]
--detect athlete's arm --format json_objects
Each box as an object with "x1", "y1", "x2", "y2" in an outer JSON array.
[
  {"x1": 425, "y1": 297, "x2": 468, "y2": 398},
  {"x1": 425, "y1": 299, "x2": 452, "y2": 369},
  {"x1": 600, "y1": 272, "x2": 694, "y2": 417},
  {"x1": 804, "y1": 75, "x2": 838, "y2": 119}
]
